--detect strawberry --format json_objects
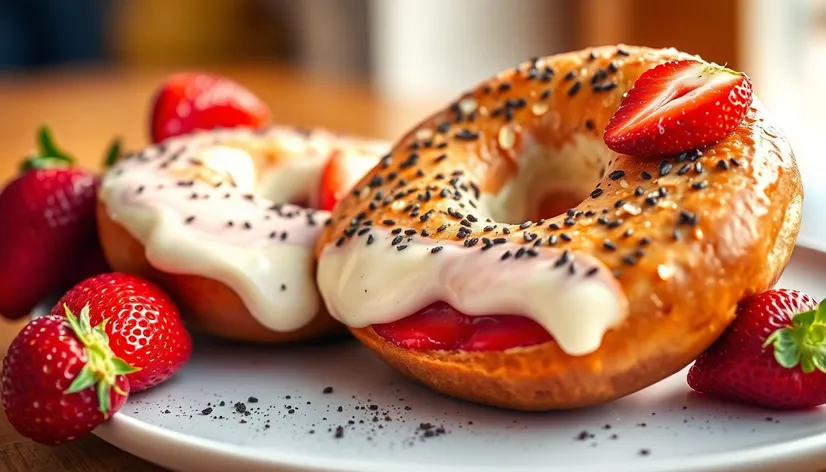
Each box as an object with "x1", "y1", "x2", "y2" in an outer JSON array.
[
  {"x1": 1, "y1": 307, "x2": 137, "y2": 445},
  {"x1": 687, "y1": 289, "x2": 826, "y2": 409},
  {"x1": 603, "y1": 60, "x2": 753, "y2": 156},
  {"x1": 0, "y1": 127, "x2": 100, "y2": 319},
  {"x1": 318, "y1": 150, "x2": 380, "y2": 211},
  {"x1": 150, "y1": 72, "x2": 271, "y2": 143},
  {"x1": 50, "y1": 273, "x2": 192, "y2": 391}
]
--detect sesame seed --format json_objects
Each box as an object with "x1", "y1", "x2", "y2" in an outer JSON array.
[
  {"x1": 564, "y1": 70, "x2": 577, "y2": 81},
  {"x1": 540, "y1": 89, "x2": 551, "y2": 99},
  {"x1": 367, "y1": 234, "x2": 375, "y2": 245},
  {"x1": 519, "y1": 221, "x2": 532, "y2": 229},
  {"x1": 659, "y1": 161, "x2": 672, "y2": 176},
  {"x1": 617, "y1": 46, "x2": 630, "y2": 56},
  {"x1": 548, "y1": 234, "x2": 558, "y2": 245},
  {"x1": 640, "y1": 236, "x2": 651, "y2": 246},
  {"x1": 622, "y1": 254, "x2": 637, "y2": 265},
  {"x1": 435, "y1": 154, "x2": 448, "y2": 163},
  {"x1": 586, "y1": 267, "x2": 599, "y2": 277},
  {"x1": 396, "y1": 245, "x2": 408, "y2": 251},
  {"x1": 560, "y1": 233, "x2": 572, "y2": 242},
  {"x1": 568, "y1": 81, "x2": 582, "y2": 96},
  {"x1": 515, "y1": 247, "x2": 526, "y2": 259},
  {"x1": 503, "y1": 227, "x2": 511, "y2": 235},
  {"x1": 608, "y1": 170, "x2": 625, "y2": 181},
  {"x1": 585, "y1": 120, "x2": 594, "y2": 130},
  {"x1": 634, "y1": 186, "x2": 644, "y2": 196},
  {"x1": 694, "y1": 162, "x2": 704, "y2": 174},
  {"x1": 641, "y1": 171, "x2": 652, "y2": 180},
  {"x1": 357, "y1": 228, "x2": 370, "y2": 236},
  {"x1": 603, "y1": 240, "x2": 617, "y2": 251},
  {"x1": 498, "y1": 82, "x2": 512, "y2": 92},
  {"x1": 554, "y1": 250, "x2": 572, "y2": 267},
  {"x1": 336, "y1": 237, "x2": 345, "y2": 247},
  {"x1": 431, "y1": 246, "x2": 443, "y2": 254},
  {"x1": 459, "y1": 219, "x2": 472, "y2": 227},
  {"x1": 454, "y1": 129, "x2": 479, "y2": 140},
  {"x1": 437, "y1": 224, "x2": 448, "y2": 233},
  {"x1": 593, "y1": 82, "x2": 618, "y2": 92},
  {"x1": 672, "y1": 228, "x2": 682, "y2": 240},
  {"x1": 501, "y1": 251, "x2": 512, "y2": 261},
  {"x1": 717, "y1": 159, "x2": 729, "y2": 170},
  {"x1": 391, "y1": 228, "x2": 402, "y2": 235},
  {"x1": 679, "y1": 210, "x2": 698, "y2": 225},
  {"x1": 623, "y1": 228, "x2": 634, "y2": 238},
  {"x1": 590, "y1": 188, "x2": 604, "y2": 198},
  {"x1": 383, "y1": 219, "x2": 395, "y2": 226},
  {"x1": 692, "y1": 181, "x2": 708, "y2": 190},
  {"x1": 184, "y1": 216, "x2": 195, "y2": 224},
  {"x1": 730, "y1": 158, "x2": 741, "y2": 167},
  {"x1": 607, "y1": 219, "x2": 624, "y2": 229},
  {"x1": 678, "y1": 164, "x2": 691, "y2": 175}
]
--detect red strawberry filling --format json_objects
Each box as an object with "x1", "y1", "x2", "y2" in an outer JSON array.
[{"x1": 372, "y1": 302, "x2": 553, "y2": 351}]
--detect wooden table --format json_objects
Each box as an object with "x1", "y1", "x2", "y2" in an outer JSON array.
[{"x1": 0, "y1": 63, "x2": 435, "y2": 472}]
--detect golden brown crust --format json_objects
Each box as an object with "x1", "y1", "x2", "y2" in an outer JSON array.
[
  {"x1": 97, "y1": 200, "x2": 345, "y2": 343},
  {"x1": 316, "y1": 45, "x2": 803, "y2": 410}
]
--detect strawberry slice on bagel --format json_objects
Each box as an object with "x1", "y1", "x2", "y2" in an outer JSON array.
[{"x1": 314, "y1": 45, "x2": 802, "y2": 410}]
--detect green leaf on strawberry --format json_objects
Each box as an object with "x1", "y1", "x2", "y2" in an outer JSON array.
[
  {"x1": 764, "y1": 298, "x2": 826, "y2": 374},
  {"x1": 20, "y1": 125, "x2": 76, "y2": 172},
  {"x1": 103, "y1": 137, "x2": 123, "y2": 168},
  {"x1": 62, "y1": 303, "x2": 140, "y2": 417}
]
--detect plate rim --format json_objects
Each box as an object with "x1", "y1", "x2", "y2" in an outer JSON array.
[{"x1": 92, "y1": 240, "x2": 826, "y2": 472}]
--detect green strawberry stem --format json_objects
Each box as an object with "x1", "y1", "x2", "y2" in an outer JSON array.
[
  {"x1": 103, "y1": 137, "x2": 123, "y2": 168},
  {"x1": 764, "y1": 298, "x2": 826, "y2": 374},
  {"x1": 20, "y1": 125, "x2": 76, "y2": 172},
  {"x1": 62, "y1": 303, "x2": 140, "y2": 418}
]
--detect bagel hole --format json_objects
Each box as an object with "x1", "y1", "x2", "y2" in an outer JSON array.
[{"x1": 478, "y1": 136, "x2": 610, "y2": 224}]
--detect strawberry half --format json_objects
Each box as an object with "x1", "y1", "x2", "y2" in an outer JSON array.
[
  {"x1": 603, "y1": 60, "x2": 753, "y2": 156},
  {"x1": 1, "y1": 306, "x2": 137, "y2": 445},
  {"x1": 318, "y1": 150, "x2": 380, "y2": 211},
  {"x1": 687, "y1": 289, "x2": 826, "y2": 409},
  {"x1": 150, "y1": 72, "x2": 271, "y2": 143}
]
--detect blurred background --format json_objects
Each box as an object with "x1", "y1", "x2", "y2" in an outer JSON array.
[{"x1": 0, "y1": 0, "x2": 822, "y2": 185}]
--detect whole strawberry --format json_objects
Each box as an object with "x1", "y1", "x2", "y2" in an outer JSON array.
[
  {"x1": 0, "y1": 127, "x2": 100, "y2": 319},
  {"x1": 687, "y1": 289, "x2": 826, "y2": 409},
  {"x1": 50, "y1": 273, "x2": 192, "y2": 391},
  {"x1": 1, "y1": 307, "x2": 136, "y2": 445},
  {"x1": 150, "y1": 72, "x2": 271, "y2": 143},
  {"x1": 603, "y1": 59, "x2": 753, "y2": 156}
]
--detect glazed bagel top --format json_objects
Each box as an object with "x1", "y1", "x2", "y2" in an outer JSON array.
[
  {"x1": 316, "y1": 45, "x2": 802, "y2": 355},
  {"x1": 100, "y1": 126, "x2": 388, "y2": 332}
]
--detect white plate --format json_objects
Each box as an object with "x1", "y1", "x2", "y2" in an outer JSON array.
[{"x1": 70, "y1": 242, "x2": 826, "y2": 472}]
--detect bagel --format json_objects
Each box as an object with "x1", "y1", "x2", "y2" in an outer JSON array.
[
  {"x1": 98, "y1": 126, "x2": 388, "y2": 343},
  {"x1": 315, "y1": 45, "x2": 803, "y2": 410}
]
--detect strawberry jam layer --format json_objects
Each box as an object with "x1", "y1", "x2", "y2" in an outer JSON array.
[{"x1": 372, "y1": 302, "x2": 553, "y2": 352}]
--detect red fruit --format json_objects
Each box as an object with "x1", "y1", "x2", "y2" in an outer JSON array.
[
  {"x1": 1, "y1": 308, "x2": 136, "y2": 445},
  {"x1": 50, "y1": 273, "x2": 192, "y2": 391},
  {"x1": 373, "y1": 302, "x2": 553, "y2": 351},
  {"x1": 603, "y1": 59, "x2": 753, "y2": 156},
  {"x1": 687, "y1": 289, "x2": 826, "y2": 409},
  {"x1": 0, "y1": 127, "x2": 99, "y2": 319},
  {"x1": 150, "y1": 72, "x2": 271, "y2": 143},
  {"x1": 318, "y1": 150, "x2": 380, "y2": 211}
]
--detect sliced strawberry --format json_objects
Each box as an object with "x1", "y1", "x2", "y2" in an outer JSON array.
[
  {"x1": 687, "y1": 289, "x2": 826, "y2": 409},
  {"x1": 318, "y1": 150, "x2": 380, "y2": 211},
  {"x1": 373, "y1": 302, "x2": 553, "y2": 352},
  {"x1": 150, "y1": 72, "x2": 271, "y2": 143},
  {"x1": 603, "y1": 60, "x2": 753, "y2": 157}
]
